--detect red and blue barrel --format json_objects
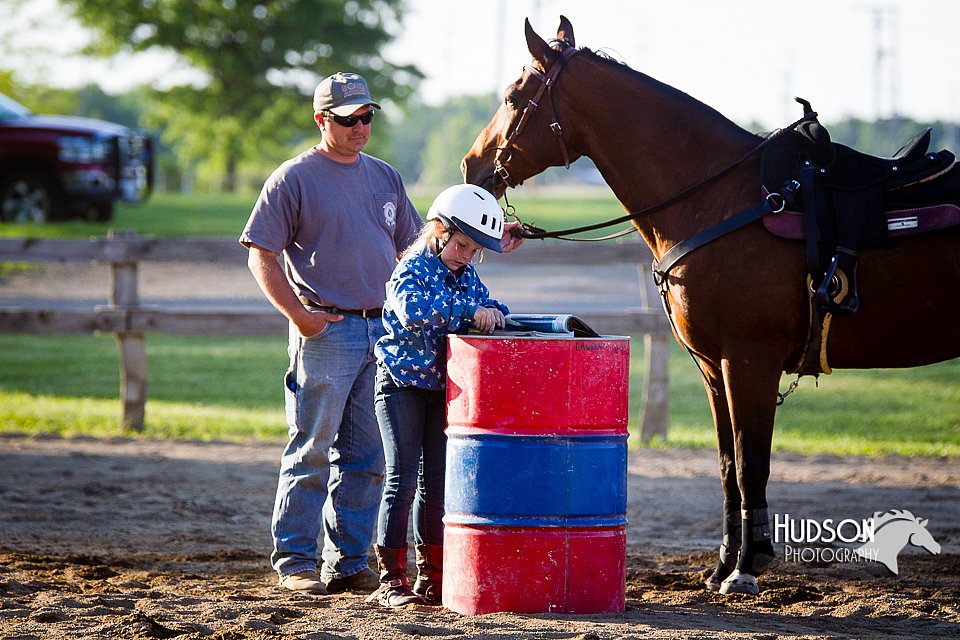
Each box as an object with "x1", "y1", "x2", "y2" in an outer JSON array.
[{"x1": 443, "y1": 334, "x2": 630, "y2": 615}]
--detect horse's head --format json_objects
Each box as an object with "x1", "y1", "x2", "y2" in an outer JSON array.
[
  {"x1": 907, "y1": 518, "x2": 942, "y2": 555},
  {"x1": 873, "y1": 509, "x2": 942, "y2": 555},
  {"x1": 461, "y1": 16, "x2": 583, "y2": 197}
]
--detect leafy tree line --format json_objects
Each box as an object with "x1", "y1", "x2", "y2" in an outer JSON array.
[
  {"x1": 6, "y1": 73, "x2": 959, "y2": 195},
  {"x1": 4, "y1": 73, "x2": 499, "y2": 192}
]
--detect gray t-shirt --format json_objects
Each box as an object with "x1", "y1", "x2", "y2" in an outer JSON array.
[{"x1": 240, "y1": 147, "x2": 422, "y2": 310}]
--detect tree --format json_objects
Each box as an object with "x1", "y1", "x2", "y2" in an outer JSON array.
[
  {"x1": 59, "y1": 0, "x2": 421, "y2": 191},
  {"x1": 390, "y1": 94, "x2": 499, "y2": 188}
]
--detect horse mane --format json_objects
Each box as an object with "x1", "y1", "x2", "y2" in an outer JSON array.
[
  {"x1": 550, "y1": 41, "x2": 752, "y2": 134},
  {"x1": 872, "y1": 509, "x2": 920, "y2": 530}
]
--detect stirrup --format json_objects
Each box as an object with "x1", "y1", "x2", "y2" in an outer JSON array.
[{"x1": 814, "y1": 249, "x2": 860, "y2": 315}]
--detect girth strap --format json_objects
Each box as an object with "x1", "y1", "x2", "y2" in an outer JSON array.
[{"x1": 799, "y1": 166, "x2": 822, "y2": 282}]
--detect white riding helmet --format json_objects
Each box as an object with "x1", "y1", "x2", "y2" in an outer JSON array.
[{"x1": 426, "y1": 184, "x2": 504, "y2": 253}]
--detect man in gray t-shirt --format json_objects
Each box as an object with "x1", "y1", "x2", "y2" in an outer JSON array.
[{"x1": 240, "y1": 72, "x2": 423, "y2": 596}]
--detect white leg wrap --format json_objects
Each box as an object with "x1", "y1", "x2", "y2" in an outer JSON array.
[{"x1": 719, "y1": 570, "x2": 759, "y2": 595}]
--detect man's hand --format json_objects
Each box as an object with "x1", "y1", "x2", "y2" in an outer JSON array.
[
  {"x1": 472, "y1": 306, "x2": 505, "y2": 334},
  {"x1": 247, "y1": 244, "x2": 345, "y2": 337},
  {"x1": 501, "y1": 221, "x2": 525, "y2": 253},
  {"x1": 297, "y1": 309, "x2": 344, "y2": 338}
]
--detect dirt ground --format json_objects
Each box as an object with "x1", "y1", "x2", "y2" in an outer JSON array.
[{"x1": 0, "y1": 436, "x2": 957, "y2": 640}]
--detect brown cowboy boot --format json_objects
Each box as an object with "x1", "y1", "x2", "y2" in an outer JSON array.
[
  {"x1": 413, "y1": 543, "x2": 443, "y2": 605},
  {"x1": 365, "y1": 546, "x2": 425, "y2": 607}
]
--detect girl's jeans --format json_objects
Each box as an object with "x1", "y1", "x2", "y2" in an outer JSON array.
[
  {"x1": 270, "y1": 315, "x2": 386, "y2": 580},
  {"x1": 374, "y1": 366, "x2": 447, "y2": 548}
]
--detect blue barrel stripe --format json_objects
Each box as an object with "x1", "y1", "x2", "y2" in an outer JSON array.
[
  {"x1": 444, "y1": 433, "x2": 627, "y2": 527},
  {"x1": 444, "y1": 513, "x2": 627, "y2": 527}
]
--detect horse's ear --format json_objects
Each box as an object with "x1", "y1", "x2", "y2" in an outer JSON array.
[
  {"x1": 525, "y1": 18, "x2": 553, "y2": 67},
  {"x1": 920, "y1": 518, "x2": 929, "y2": 526},
  {"x1": 557, "y1": 15, "x2": 575, "y2": 47}
]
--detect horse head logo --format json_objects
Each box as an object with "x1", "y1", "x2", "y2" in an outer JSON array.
[{"x1": 855, "y1": 509, "x2": 941, "y2": 574}]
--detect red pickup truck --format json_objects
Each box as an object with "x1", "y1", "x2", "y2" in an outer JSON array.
[{"x1": 0, "y1": 93, "x2": 153, "y2": 223}]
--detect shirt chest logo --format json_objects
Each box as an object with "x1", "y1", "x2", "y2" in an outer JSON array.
[{"x1": 382, "y1": 201, "x2": 397, "y2": 227}]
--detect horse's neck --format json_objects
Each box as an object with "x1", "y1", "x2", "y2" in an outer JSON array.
[
  {"x1": 869, "y1": 520, "x2": 912, "y2": 555},
  {"x1": 569, "y1": 61, "x2": 760, "y2": 257}
]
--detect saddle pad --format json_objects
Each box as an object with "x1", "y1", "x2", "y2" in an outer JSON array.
[{"x1": 763, "y1": 203, "x2": 960, "y2": 240}]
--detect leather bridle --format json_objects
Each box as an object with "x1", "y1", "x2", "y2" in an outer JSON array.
[{"x1": 493, "y1": 43, "x2": 580, "y2": 190}]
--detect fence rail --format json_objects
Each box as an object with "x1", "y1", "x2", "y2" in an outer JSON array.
[{"x1": 0, "y1": 233, "x2": 671, "y2": 439}]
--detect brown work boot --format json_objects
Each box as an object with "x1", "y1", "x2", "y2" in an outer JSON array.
[
  {"x1": 323, "y1": 567, "x2": 380, "y2": 594},
  {"x1": 413, "y1": 543, "x2": 443, "y2": 605},
  {"x1": 365, "y1": 546, "x2": 426, "y2": 607},
  {"x1": 278, "y1": 570, "x2": 328, "y2": 595}
]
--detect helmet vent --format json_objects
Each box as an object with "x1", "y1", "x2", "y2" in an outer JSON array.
[{"x1": 481, "y1": 213, "x2": 489, "y2": 227}]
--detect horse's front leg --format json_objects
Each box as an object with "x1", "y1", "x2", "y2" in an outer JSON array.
[
  {"x1": 701, "y1": 363, "x2": 741, "y2": 591},
  {"x1": 718, "y1": 355, "x2": 781, "y2": 596}
]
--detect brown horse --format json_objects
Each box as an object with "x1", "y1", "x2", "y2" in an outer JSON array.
[{"x1": 462, "y1": 16, "x2": 960, "y2": 595}]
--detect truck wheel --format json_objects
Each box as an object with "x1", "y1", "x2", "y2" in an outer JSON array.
[
  {"x1": 0, "y1": 170, "x2": 61, "y2": 223},
  {"x1": 92, "y1": 201, "x2": 114, "y2": 222}
]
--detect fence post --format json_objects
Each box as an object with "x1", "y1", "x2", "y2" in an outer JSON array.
[
  {"x1": 108, "y1": 230, "x2": 147, "y2": 431},
  {"x1": 637, "y1": 264, "x2": 669, "y2": 441}
]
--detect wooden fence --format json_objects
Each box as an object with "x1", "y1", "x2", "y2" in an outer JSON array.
[{"x1": 0, "y1": 232, "x2": 672, "y2": 439}]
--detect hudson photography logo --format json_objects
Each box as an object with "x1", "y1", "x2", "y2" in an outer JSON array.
[{"x1": 775, "y1": 508, "x2": 942, "y2": 574}]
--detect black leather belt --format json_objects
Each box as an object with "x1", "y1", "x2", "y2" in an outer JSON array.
[
  {"x1": 324, "y1": 306, "x2": 382, "y2": 319},
  {"x1": 299, "y1": 296, "x2": 382, "y2": 319}
]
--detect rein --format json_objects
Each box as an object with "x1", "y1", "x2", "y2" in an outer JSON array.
[{"x1": 513, "y1": 127, "x2": 803, "y2": 241}]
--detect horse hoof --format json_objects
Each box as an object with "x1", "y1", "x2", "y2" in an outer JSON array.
[
  {"x1": 718, "y1": 570, "x2": 759, "y2": 595},
  {"x1": 704, "y1": 577, "x2": 722, "y2": 591}
]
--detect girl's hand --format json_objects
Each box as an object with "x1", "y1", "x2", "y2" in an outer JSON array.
[{"x1": 473, "y1": 306, "x2": 505, "y2": 334}]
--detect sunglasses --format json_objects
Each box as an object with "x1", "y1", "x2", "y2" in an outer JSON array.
[{"x1": 327, "y1": 110, "x2": 375, "y2": 127}]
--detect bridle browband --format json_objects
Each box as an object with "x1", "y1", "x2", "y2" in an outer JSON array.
[
  {"x1": 492, "y1": 44, "x2": 811, "y2": 242},
  {"x1": 493, "y1": 43, "x2": 580, "y2": 192}
]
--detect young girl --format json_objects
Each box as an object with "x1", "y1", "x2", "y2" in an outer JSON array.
[{"x1": 369, "y1": 184, "x2": 510, "y2": 607}]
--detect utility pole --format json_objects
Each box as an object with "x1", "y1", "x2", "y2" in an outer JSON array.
[
  {"x1": 493, "y1": 0, "x2": 506, "y2": 110},
  {"x1": 867, "y1": 4, "x2": 901, "y2": 120}
]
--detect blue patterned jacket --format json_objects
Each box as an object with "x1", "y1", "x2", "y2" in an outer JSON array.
[{"x1": 375, "y1": 246, "x2": 509, "y2": 390}]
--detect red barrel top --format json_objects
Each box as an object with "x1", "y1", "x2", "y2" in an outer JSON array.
[{"x1": 446, "y1": 334, "x2": 630, "y2": 435}]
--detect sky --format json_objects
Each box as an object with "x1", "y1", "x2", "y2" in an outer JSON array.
[{"x1": 6, "y1": 0, "x2": 960, "y2": 130}]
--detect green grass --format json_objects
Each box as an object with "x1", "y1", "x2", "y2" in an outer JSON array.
[
  {"x1": 643, "y1": 341, "x2": 960, "y2": 457},
  {"x1": 0, "y1": 192, "x2": 257, "y2": 238},
  {"x1": 0, "y1": 335, "x2": 290, "y2": 441},
  {"x1": 0, "y1": 191, "x2": 628, "y2": 239},
  {"x1": 0, "y1": 333, "x2": 956, "y2": 456}
]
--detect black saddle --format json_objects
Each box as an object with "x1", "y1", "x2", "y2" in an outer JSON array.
[{"x1": 761, "y1": 98, "x2": 960, "y2": 315}]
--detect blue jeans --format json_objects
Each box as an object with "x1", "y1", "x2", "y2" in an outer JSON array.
[
  {"x1": 374, "y1": 366, "x2": 447, "y2": 548},
  {"x1": 271, "y1": 315, "x2": 386, "y2": 580}
]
